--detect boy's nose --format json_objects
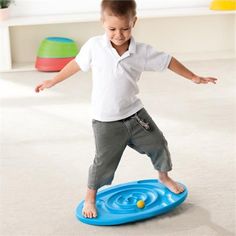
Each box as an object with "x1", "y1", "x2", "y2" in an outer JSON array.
[{"x1": 116, "y1": 31, "x2": 123, "y2": 38}]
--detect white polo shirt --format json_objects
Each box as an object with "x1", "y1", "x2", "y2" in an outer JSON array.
[{"x1": 75, "y1": 34, "x2": 171, "y2": 122}]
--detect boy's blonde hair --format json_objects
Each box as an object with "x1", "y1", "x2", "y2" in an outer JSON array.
[{"x1": 101, "y1": 0, "x2": 137, "y2": 18}]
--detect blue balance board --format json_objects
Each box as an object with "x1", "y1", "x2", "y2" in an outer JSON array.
[{"x1": 76, "y1": 179, "x2": 188, "y2": 226}]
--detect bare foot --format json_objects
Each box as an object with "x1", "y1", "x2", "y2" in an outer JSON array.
[
  {"x1": 82, "y1": 201, "x2": 97, "y2": 218},
  {"x1": 159, "y1": 173, "x2": 185, "y2": 194},
  {"x1": 82, "y1": 188, "x2": 97, "y2": 218}
]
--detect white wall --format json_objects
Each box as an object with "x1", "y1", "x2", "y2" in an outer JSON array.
[
  {"x1": 10, "y1": 14, "x2": 234, "y2": 64},
  {"x1": 235, "y1": 14, "x2": 236, "y2": 50},
  {"x1": 11, "y1": 0, "x2": 210, "y2": 17},
  {"x1": 6, "y1": 0, "x2": 235, "y2": 67}
]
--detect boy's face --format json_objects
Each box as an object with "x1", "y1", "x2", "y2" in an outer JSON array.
[{"x1": 102, "y1": 11, "x2": 137, "y2": 47}]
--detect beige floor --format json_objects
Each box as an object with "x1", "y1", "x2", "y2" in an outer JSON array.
[{"x1": 0, "y1": 59, "x2": 235, "y2": 236}]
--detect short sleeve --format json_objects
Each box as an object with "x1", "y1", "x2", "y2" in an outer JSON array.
[
  {"x1": 75, "y1": 38, "x2": 92, "y2": 72},
  {"x1": 144, "y1": 45, "x2": 172, "y2": 72}
]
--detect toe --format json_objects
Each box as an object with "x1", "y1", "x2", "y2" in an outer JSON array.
[
  {"x1": 176, "y1": 184, "x2": 184, "y2": 194},
  {"x1": 93, "y1": 212, "x2": 97, "y2": 218},
  {"x1": 175, "y1": 188, "x2": 181, "y2": 194},
  {"x1": 179, "y1": 185, "x2": 185, "y2": 193},
  {"x1": 82, "y1": 210, "x2": 86, "y2": 218}
]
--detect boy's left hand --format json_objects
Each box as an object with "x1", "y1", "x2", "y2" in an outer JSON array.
[{"x1": 192, "y1": 75, "x2": 217, "y2": 84}]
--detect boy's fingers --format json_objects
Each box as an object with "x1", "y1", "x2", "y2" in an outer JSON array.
[
  {"x1": 201, "y1": 77, "x2": 217, "y2": 84},
  {"x1": 35, "y1": 86, "x2": 40, "y2": 92},
  {"x1": 35, "y1": 84, "x2": 44, "y2": 92},
  {"x1": 208, "y1": 77, "x2": 217, "y2": 81},
  {"x1": 208, "y1": 78, "x2": 217, "y2": 84},
  {"x1": 35, "y1": 86, "x2": 40, "y2": 93}
]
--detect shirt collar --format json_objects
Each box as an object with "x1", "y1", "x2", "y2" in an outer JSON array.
[{"x1": 102, "y1": 33, "x2": 136, "y2": 54}]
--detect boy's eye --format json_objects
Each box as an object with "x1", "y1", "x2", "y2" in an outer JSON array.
[{"x1": 108, "y1": 28, "x2": 130, "y2": 31}]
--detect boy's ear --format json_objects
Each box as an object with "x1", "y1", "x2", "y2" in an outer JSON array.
[{"x1": 133, "y1": 16, "x2": 137, "y2": 27}]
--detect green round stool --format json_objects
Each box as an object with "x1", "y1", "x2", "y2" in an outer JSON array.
[{"x1": 37, "y1": 37, "x2": 78, "y2": 58}]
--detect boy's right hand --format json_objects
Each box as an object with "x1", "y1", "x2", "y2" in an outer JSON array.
[{"x1": 35, "y1": 79, "x2": 55, "y2": 93}]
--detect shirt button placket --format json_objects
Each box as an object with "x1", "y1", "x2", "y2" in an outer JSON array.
[{"x1": 116, "y1": 60, "x2": 120, "y2": 73}]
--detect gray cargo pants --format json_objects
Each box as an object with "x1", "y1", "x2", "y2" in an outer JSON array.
[{"x1": 88, "y1": 108, "x2": 172, "y2": 190}]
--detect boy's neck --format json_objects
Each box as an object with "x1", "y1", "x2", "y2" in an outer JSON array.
[{"x1": 111, "y1": 40, "x2": 130, "y2": 56}]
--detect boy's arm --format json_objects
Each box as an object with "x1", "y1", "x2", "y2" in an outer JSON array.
[
  {"x1": 35, "y1": 59, "x2": 81, "y2": 93},
  {"x1": 168, "y1": 57, "x2": 217, "y2": 84}
]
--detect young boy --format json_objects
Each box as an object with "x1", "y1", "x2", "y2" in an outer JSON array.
[{"x1": 35, "y1": 0, "x2": 217, "y2": 219}]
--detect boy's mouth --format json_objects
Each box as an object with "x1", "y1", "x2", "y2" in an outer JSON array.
[{"x1": 113, "y1": 39, "x2": 126, "y2": 44}]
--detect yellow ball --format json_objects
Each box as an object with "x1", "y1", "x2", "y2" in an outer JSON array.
[{"x1": 136, "y1": 200, "x2": 145, "y2": 209}]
